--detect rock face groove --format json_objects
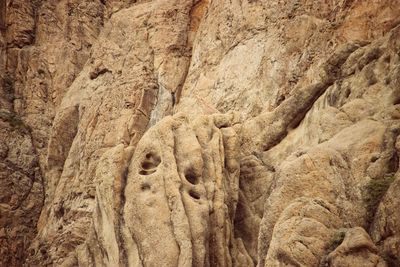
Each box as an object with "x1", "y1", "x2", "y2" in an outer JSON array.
[{"x1": 0, "y1": 0, "x2": 399, "y2": 266}]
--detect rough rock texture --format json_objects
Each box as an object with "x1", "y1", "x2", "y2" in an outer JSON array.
[
  {"x1": 326, "y1": 227, "x2": 387, "y2": 267},
  {"x1": 0, "y1": 111, "x2": 44, "y2": 267},
  {"x1": 0, "y1": 0, "x2": 399, "y2": 266}
]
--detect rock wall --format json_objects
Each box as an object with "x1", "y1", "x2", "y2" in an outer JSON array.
[{"x1": 0, "y1": 0, "x2": 399, "y2": 266}]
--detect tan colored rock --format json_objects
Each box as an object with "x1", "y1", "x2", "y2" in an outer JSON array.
[
  {"x1": 326, "y1": 227, "x2": 387, "y2": 267},
  {"x1": 1, "y1": 0, "x2": 400, "y2": 266},
  {"x1": 58, "y1": 112, "x2": 247, "y2": 267},
  {"x1": 27, "y1": 0, "x2": 196, "y2": 265},
  {"x1": 370, "y1": 143, "x2": 400, "y2": 266},
  {"x1": 257, "y1": 118, "x2": 391, "y2": 266},
  {"x1": 264, "y1": 198, "x2": 342, "y2": 267},
  {"x1": 121, "y1": 112, "x2": 243, "y2": 267},
  {"x1": 256, "y1": 25, "x2": 400, "y2": 267}
]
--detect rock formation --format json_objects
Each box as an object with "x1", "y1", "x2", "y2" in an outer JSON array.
[{"x1": 0, "y1": 0, "x2": 399, "y2": 266}]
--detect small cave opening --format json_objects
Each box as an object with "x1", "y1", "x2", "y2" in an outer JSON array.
[
  {"x1": 138, "y1": 152, "x2": 161, "y2": 175},
  {"x1": 189, "y1": 189, "x2": 200, "y2": 200},
  {"x1": 141, "y1": 161, "x2": 155, "y2": 170},
  {"x1": 185, "y1": 168, "x2": 199, "y2": 185}
]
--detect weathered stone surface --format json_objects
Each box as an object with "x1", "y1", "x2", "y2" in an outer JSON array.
[
  {"x1": 26, "y1": 1, "x2": 194, "y2": 265},
  {"x1": 326, "y1": 227, "x2": 387, "y2": 267},
  {"x1": 0, "y1": 111, "x2": 43, "y2": 267},
  {"x1": 122, "y1": 113, "x2": 242, "y2": 266},
  {"x1": 370, "y1": 156, "x2": 400, "y2": 266},
  {"x1": 0, "y1": 0, "x2": 399, "y2": 266},
  {"x1": 264, "y1": 198, "x2": 342, "y2": 266}
]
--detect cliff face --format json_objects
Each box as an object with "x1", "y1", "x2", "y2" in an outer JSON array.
[{"x1": 0, "y1": 0, "x2": 399, "y2": 266}]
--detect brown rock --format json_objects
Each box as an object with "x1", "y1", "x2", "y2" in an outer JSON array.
[
  {"x1": 326, "y1": 227, "x2": 387, "y2": 267},
  {"x1": 0, "y1": 0, "x2": 399, "y2": 266},
  {"x1": 0, "y1": 111, "x2": 43, "y2": 267}
]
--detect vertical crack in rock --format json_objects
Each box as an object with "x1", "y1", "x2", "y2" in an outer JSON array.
[
  {"x1": 171, "y1": 121, "x2": 196, "y2": 266},
  {"x1": 116, "y1": 164, "x2": 130, "y2": 267}
]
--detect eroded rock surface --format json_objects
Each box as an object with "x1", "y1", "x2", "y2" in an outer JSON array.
[
  {"x1": 0, "y1": 111, "x2": 43, "y2": 267},
  {"x1": 0, "y1": 0, "x2": 399, "y2": 266}
]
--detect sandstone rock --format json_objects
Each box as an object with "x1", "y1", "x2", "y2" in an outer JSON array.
[
  {"x1": 0, "y1": 0, "x2": 399, "y2": 266},
  {"x1": 370, "y1": 161, "x2": 400, "y2": 266},
  {"x1": 264, "y1": 198, "x2": 342, "y2": 267},
  {"x1": 122, "y1": 113, "x2": 242, "y2": 266},
  {"x1": 26, "y1": 0, "x2": 197, "y2": 264},
  {"x1": 326, "y1": 227, "x2": 387, "y2": 267},
  {"x1": 0, "y1": 111, "x2": 43, "y2": 267}
]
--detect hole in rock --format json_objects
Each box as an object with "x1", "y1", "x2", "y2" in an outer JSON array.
[
  {"x1": 344, "y1": 88, "x2": 351, "y2": 98},
  {"x1": 139, "y1": 152, "x2": 161, "y2": 175},
  {"x1": 370, "y1": 155, "x2": 379, "y2": 162},
  {"x1": 140, "y1": 183, "x2": 151, "y2": 191},
  {"x1": 29, "y1": 249, "x2": 35, "y2": 256},
  {"x1": 40, "y1": 248, "x2": 47, "y2": 255},
  {"x1": 189, "y1": 189, "x2": 200, "y2": 200},
  {"x1": 185, "y1": 169, "x2": 199, "y2": 185},
  {"x1": 141, "y1": 153, "x2": 161, "y2": 169},
  {"x1": 141, "y1": 161, "x2": 155, "y2": 170},
  {"x1": 124, "y1": 101, "x2": 134, "y2": 109},
  {"x1": 393, "y1": 96, "x2": 400, "y2": 106},
  {"x1": 276, "y1": 95, "x2": 286, "y2": 106},
  {"x1": 55, "y1": 205, "x2": 65, "y2": 218},
  {"x1": 139, "y1": 169, "x2": 156, "y2": 175},
  {"x1": 383, "y1": 55, "x2": 391, "y2": 63}
]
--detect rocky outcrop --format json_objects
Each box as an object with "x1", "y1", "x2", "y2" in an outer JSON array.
[
  {"x1": 326, "y1": 227, "x2": 387, "y2": 267},
  {"x1": 0, "y1": 0, "x2": 399, "y2": 266},
  {"x1": 121, "y1": 113, "x2": 243, "y2": 266},
  {"x1": 0, "y1": 111, "x2": 43, "y2": 267},
  {"x1": 371, "y1": 154, "x2": 400, "y2": 266}
]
